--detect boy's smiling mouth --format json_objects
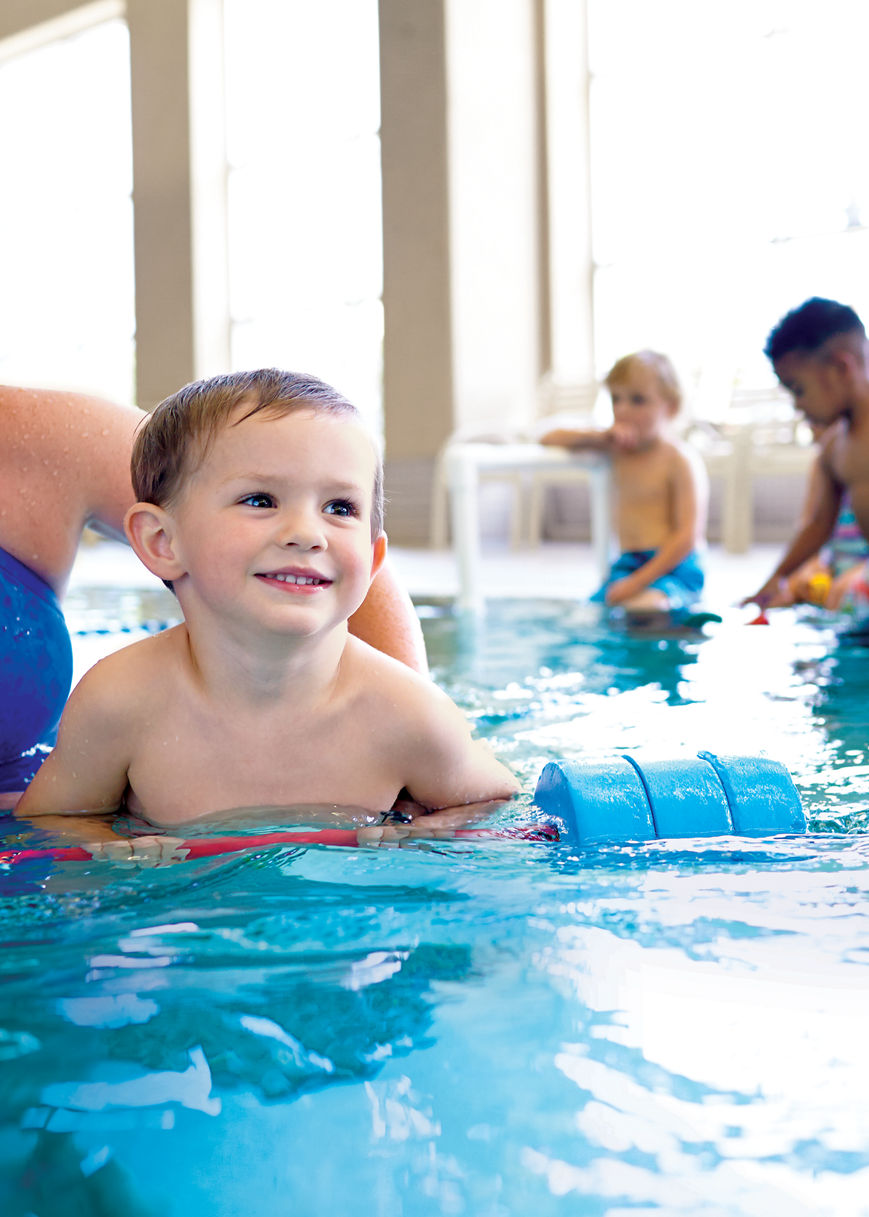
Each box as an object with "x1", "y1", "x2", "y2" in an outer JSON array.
[{"x1": 257, "y1": 569, "x2": 332, "y2": 588}]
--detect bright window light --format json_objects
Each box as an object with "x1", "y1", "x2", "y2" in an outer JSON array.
[
  {"x1": 0, "y1": 19, "x2": 134, "y2": 403},
  {"x1": 223, "y1": 0, "x2": 383, "y2": 432},
  {"x1": 588, "y1": 0, "x2": 869, "y2": 416}
]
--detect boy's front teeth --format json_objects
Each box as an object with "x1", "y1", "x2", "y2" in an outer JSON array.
[{"x1": 271, "y1": 573, "x2": 322, "y2": 585}]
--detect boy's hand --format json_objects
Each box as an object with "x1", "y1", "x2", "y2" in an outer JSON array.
[
  {"x1": 605, "y1": 573, "x2": 644, "y2": 605},
  {"x1": 827, "y1": 561, "x2": 869, "y2": 611},
  {"x1": 740, "y1": 576, "x2": 785, "y2": 610},
  {"x1": 88, "y1": 834, "x2": 190, "y2": 866},
  {"x1": 606, "y1": 422, "x2": 639, "y2": 451},
  {"x1": 355, "y1": 823, "x2": 460, "y2": 848}
]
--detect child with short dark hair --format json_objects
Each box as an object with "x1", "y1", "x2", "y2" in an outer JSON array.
[
  {"x1": 745, "y1": 298, "x2": 869, "y2": 608},
  {"x1": 541, "y1": 350, "x2": 708, "y2": 615},
  {"x1": 17, "y1": 369, "x2": 517, "y2": 834}
]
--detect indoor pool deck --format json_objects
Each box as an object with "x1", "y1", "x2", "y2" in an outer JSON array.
[{"x1": 70, "y1": 538, "x2": 782, "y2": 611}]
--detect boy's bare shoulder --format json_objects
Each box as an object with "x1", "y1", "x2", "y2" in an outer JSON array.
[
  {"x1": 820, "y1": 417, "x2": 850, "y2": 466},
  {"x1": 341, "y1": 638, "x2": 517, "y2": 805},
  {"x1": 663, "y1": 435, "x2": 706, "y2": 478},
  {"x1": 70, "y1": 626, "x2": 188, "y2": 720},
  {"x1": 344, "y1": 635, "x2": 441, "y2": 701},
  {"x1": 343, "y1": 636, "x2": 467, "y2": 727}
]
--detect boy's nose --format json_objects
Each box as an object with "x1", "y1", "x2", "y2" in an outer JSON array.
[{"x1": 278, "y1": 508, "x2": 326, "y2": 549}]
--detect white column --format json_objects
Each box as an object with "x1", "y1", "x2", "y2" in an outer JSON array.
[
  {"x1": 543, "y1": 0, "x2": 595, "y2": 384},
  {"x1": 379, "y1": 0, "x2": 546, "y2": 542}
]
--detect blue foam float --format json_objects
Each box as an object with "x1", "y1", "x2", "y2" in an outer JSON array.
[{"x1": 534, "y1": 752, "x2": 806, "y2": 845}]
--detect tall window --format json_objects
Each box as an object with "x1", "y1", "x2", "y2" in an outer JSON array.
[
  {"x1": 0, "y1": 19, "x2": 134, "y2": 403},
  {"x1": 223, "y1": 0, "x2": 383, "y2": 431},
  {"x1": 588, "y1": 1, "x2": 869, "y2": 416}
]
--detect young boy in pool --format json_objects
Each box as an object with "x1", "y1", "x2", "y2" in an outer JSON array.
[
  {"x1": 744, "y1": 298, "x2": 869, "y2": 610},
  {"x1": 16, "y1": 369, "x2": 518, "y2": 837},
  {"x1": 0, "y1": 380, "x2": 428, "y2": 811},
  {"x1": 540, "y1": 350, "x2": 708, "y2": 615}
]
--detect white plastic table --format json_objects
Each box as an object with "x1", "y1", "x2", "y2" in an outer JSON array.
[{"x1": 441, "y1": 442, "x2": 613, "y2": 611}]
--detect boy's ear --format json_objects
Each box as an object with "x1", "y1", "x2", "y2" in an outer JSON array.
[
  {"x1": 124, "y1": 503, "x2": 187, "y2": 582},
  {"x1": 370, "y1": 532, "x2": 388, "y2": 581},
  {"x1": 824, "y1": 341, "x2": 858, "y2": 384}
]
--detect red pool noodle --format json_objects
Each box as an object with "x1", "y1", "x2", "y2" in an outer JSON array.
[{"x1": 0, "y1": 823, "x2": 559, "y2": 866}]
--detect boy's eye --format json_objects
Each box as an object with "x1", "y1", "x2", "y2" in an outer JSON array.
[
  {"x1": 239, "y1": 492, "x2": 276, "y2": 509},
  {"x1": 324, "y1": 499, "x2": 359, "y2": 518}
]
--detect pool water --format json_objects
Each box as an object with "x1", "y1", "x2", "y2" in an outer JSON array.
[{"x1": 2, "y1": 598, "x2": 869, "y2": 1216}]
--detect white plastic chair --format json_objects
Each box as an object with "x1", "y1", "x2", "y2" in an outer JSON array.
[
  {"x1": 429, "y1": 378, "x2": 612, "y2": 610},
  {"x1": 429, "y1": 377, "x2": 603, "y2": 550},
  {"x1": 689, "y1": 386, "x2": 813, "y2": 552}
]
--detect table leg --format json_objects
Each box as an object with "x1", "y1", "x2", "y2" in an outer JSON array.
[
  {"x1": 446, "y1": 449, "x2": 483, "y2": 612},
  {"x1": 588, "y1": 461, "x2": 613, "y2": 580}
]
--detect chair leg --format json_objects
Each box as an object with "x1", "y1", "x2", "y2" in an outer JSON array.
[
  {"x1": 526, "y1": 474, "x2": 546, "y2": 547},
  {"x1": 509, "y1": 474, "x2": 527, "y2": 549},
  {"x1": 429, "y1": 454, "x2": 449, "y2": 547},
  {"x1": 722, "y1": 450, "x2": 752, "y2": 553}
]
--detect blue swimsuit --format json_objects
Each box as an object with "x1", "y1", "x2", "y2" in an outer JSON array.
[
  {"x1": 591, "y1": 549, "x2": 705, "y2": 611},
  {"x1": 0, "y1": 546, "x2": 73, "y2": 792}
]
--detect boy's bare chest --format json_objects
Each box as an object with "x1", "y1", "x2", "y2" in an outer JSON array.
[
  {"x1": 613, "y1": 450, "x2": 673, "y2": 503},
  {"x1": 126, "y1": 693, "x2": 405, "y2": 824}
]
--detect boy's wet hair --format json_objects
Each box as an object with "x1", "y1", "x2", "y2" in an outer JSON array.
[
  {"x1": 604, "y1": 350, "x2": 682, "y2": 411},
  {"x1": 764, "y1": 297, "x2": 866, "y2": 363},
  {"x1": 132, "y1": 368, "x2": 384, "y2": 538}
]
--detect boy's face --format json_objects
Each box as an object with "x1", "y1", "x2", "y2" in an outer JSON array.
[
  {"x1": 163, "y1": 406, "x2": 384, "y2": 638},
  {"x1": 608, "y1": 366, "x2": 675, "y2": 448},
  {"x1": 773, "y1": 350, "x2": 851, "y2": 427}
]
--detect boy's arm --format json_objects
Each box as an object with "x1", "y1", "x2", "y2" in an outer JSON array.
[
  {"x1": 15, "y1": 661, "x2": 133, "y2": 820},
  {"x1": 397, "y1": 682, "x2": 519, "y2": 816},
  {"x1": 541, "y1": 423, "x2": 639, "y2": 453},
  {"x1": 540, "y1": 426, "x2": 612, "y2": 452},
  {"x1": 743, "y1": 447, "x2": 842, "y2": 607},
  {"x1": 606, "y1": 446, "x2": 706, "y2": 604}
]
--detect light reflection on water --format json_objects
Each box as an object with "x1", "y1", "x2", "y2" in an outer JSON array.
[{"x1": 2, "y1": 597, "x2": 869, "y2": 1215}]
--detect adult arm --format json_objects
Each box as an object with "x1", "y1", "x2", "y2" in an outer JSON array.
[
  {"x1": 348, "y1": 558, "x2": 428, "y2": 674},
  {"x1": 0, "y1": 385, "x2": 146, "y2": 596}
]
